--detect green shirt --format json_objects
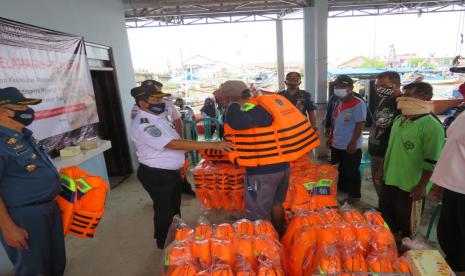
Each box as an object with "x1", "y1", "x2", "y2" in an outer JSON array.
[{"x1": 383, "y1": 114, "x2": 445, "y2": 192}]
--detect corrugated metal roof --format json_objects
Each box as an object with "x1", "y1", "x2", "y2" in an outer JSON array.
[{"x1": 124, "y1": 0, "x2": 465, "y2": 27}]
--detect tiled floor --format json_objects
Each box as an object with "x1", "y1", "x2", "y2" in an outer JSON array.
[{"x1": 0, "y1": 166, "x2": 440, "y2": 276}]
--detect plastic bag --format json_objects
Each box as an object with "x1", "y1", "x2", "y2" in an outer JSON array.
[
  {"x1": 233, "y1": 234, "x2": 257, "y2": 271},
  {"x1": 165, "y1": 215, "x2": 191, "y2": 248},
  {"x1": 214, "y1": 223, "x2": 235, "y2": 241},
  {"x1": 211, "y1": 238, "x2": 235, "y2": 267},
  {"x1": 340, "y1": 203, "x2": 365, "y2": 224},
  {"x1": 195, "y1": 217, "x2": 213, "y2": 240},
  {"x1": 364, "y1": 209, "x2": 389, "y2": 229},
  {"x1": 401, "y1": 237, "x2": 431, "y2": 250},
  {"x1": 393, "y1": 256, "x2": 411, "y2": 273},
  {"x1": 165, "y1": 262, "x2": 199, "y2": 276},
  {"x1": 286, "y1": 226, "x2": 317, "y2": 276},
  {"x1": 320, "y1": 207, "x2": 344, "y2": 225},
  {"x1": 366, "y1": 251, "x2": 394, "y2": 273},
  {"x1": 254, "y1": 220, "x2": 278, "y2": 241},
  {"x1": 234, "y1": 219, "x2": 255, "y2": 236},
  {"x1": 311, "y1": 243, "x2": 342, "y2": 275}
]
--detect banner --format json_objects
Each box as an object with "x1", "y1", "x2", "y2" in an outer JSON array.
[{"x1": 0, "y1": 18, "x2": 98, "y2": 140}]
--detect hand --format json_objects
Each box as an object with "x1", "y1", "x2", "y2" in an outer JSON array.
[
  {"x1": 346, "y1": 142, "x2": 357, "y2": 154},
  {"x1": 324, "y1": 128, "x2": 332, "y2": 138},
  {"x1": 2, "y1": 224, "x2": 29, "y2": 249},
  {"x1": 326, "y1": 137, "x2": 332, "y2": 149},
  {"x1": 428, "y1": 184, "x2": 443, "y2": 203},
  {"x1": 410, "y1": 185, "x2": 426, "y2": 201},
  {"x1": 212, "y1": 141, "x2": 235, "y2": 152}
]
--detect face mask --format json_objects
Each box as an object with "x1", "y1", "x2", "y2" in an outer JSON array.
[
  {"x1": 334, "y1": 88, "x2": 348, "y2": 98},
  {"x1": 10, "y1": 108, "x2": 35, "y2": 126},
  {"x1": 286, "y1": 83, "x2": 299, "y2": 90},
  {"x1": 376, "y1": 87, "x2": 395, "y2": 98},
  {"x1": 396, "y1": 97, "x2": 432, "y2": 116},
  {"x1": 148, "y1": 103, "x2": 166, "y2": 115}
]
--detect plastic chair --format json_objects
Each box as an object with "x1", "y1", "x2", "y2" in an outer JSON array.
[
  {"x1": 426, "y1": 202, "x2": 442, "y2": 240},
  {"x1": 359, "y1": 150, "x2": 371, "y2": 180},
  {"x1": 182, "y1": 119, "x2": 200, "y2": 165},
  {"x1": 195, "y1": 117, "x2": 222, "y2": 141}
]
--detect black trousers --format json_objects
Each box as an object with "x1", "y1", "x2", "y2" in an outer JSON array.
[
  {"x1": 379, "y1": 184, "x2": 424, "y2": 238},
  {"x1": 438, "y1": 188, "x2": 465, "y2": 272},
  {"x1": 331, "y1": 147, "x2": 362, "y2": 198},
  {"x1": 137, "y1": 164, "x2": 182, "y2": 249}
]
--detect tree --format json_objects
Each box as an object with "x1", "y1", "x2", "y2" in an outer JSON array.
[
  {"x1": 359, "y1": 57, "x2": 387, "y2": 68},
  {"x1": 408, "y1": 57, "x2": 436, "y2": 69}
]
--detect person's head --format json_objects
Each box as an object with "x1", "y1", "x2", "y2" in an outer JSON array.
[
  {"x1": 204, "y1": 97, "x2": 215, "y2": 106},
  {"x1": 333, "y1": 75, "x2": 354, "y2": 100},
  {"x1": 0, "y1": 87, "x2": 42, "y2": 128},
  {"x1": 216, "y1": 80, "x2": 250, "y2": 107},
  {"x1": 285, "y1": 72, "x2": 301, "y2": 91},
  {"x1": 141, "y1": 79, "x2": 163, "y2": 90},
  {"x1": 398, "y1": 82, "x2": 433, "y2": 117},
  {"x1": 174, "y1": 97, "x2": 185, "y2": 108},
  {"x1": 375, "y1": 71, "x2": 401, "y2": 98},
  {"x1": 402, "y1": 81, "x2": 433, "y2": 100},
  {"x1": 131, "y1": 85, "x2": 171, "y2": 115}
]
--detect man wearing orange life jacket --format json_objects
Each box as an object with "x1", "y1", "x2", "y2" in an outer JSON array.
[{"x1": 219, "y1": 80, "x2": 319, "y2": 236}]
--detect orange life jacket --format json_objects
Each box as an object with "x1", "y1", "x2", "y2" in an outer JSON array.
[
  {"x1": 56, "y1": 166, "x2": 108, "y2": 238},
  {"x1": 224, "y1": 94, "x2": 320, "y2": 166}
]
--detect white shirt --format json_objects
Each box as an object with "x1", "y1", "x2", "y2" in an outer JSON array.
[
  {"x1": 130, "y1": 100, "x2": 181, "y2": 121},
  {"x1": 130, "y1": 109, "x2": 185, "y2": 170},
  {"x1": 431, "y1": 112, "x2": 465, "y2": 194}
]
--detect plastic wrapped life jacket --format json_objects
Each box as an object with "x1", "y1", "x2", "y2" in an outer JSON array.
[
  {"x1": 199, "y1": 149, "x2": 231, "y2": 164},
  {"x1": 224, "y1": 94, "x2": 320, "y2": 166},
  {"x1": 56, "y1": 166, "x2": 108, "y2": 238}
]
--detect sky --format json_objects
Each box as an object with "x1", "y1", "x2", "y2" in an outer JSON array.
[{"x1": 127, "y1": 11, "x2": 465, "y2": 72}]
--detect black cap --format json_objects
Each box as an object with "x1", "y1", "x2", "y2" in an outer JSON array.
[
  {"x1": 0, "y1": 87, "x2": 41, "y2": 106},
  {"x1": 141, "y1": 79, "x2": 163, "y2": 88},
  {"x1": 334, "y1": 75, "x2": 354, "y2": 86},
  {"x1": 130, "y1": 85, "x2": 171, "y2": 101}
]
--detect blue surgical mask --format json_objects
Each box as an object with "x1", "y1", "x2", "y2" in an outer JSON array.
[{"x1": 334, "y1": 89, "x2": 348, "y2": 98}]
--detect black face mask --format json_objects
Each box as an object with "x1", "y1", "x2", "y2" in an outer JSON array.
[
  {"x1": 286, "y1": 83, "x2": 299, "y2": 90},
  {"x1": 9, "y1": 108, "x2": 35, "y2": 126},
  {"x1": 148, "y1": 103, "x2": 166, "y2": 115}
]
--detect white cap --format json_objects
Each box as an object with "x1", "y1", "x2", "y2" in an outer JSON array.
[{"x1": 219, "y1": 80, "x2": 248, "y2": 98}]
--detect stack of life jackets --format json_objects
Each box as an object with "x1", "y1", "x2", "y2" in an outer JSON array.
[
  {"x1": 192, "y1": 160, "x2": 245, "y2": 211},
  {"x1": 282, "y1": 157, "x2": 338, "y2": 221},
  {"x1": 281, "y1": 205, "x2": 411, "y2": 276},
  {"x1": 163, "y1": 216, "x2": 284, "y2": 275},
  {"x1": 223, "y1": 94, "x2": 320, "y2": 167},
  {"x1": 56, "y1": 166, "x2": 109, "y2": 238}
]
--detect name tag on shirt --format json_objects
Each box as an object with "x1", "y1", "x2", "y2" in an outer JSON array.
[{"x1": 344, "y1": 112, "x2": 352, "y2": 122}]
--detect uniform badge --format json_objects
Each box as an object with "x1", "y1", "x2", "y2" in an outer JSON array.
[
  {"x1": 140, "y1": 118, "x2": 149, "y2": 124},
  {"x1": 26, "y1": 164, "x2": 36, "y2": 173},
  {"x1": 31, "y1": 153, "x2": 37, "y2": 160},
  {"x1": 7, "y1": 138, "x2": 16, "y2": 144},
  {"x1": 144, "y1": 125, "x2": 162, "y2": 137}
]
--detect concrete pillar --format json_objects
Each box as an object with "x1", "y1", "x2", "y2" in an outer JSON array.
[
  {"x1": 276, "y1": 19, "x2": 285, "y2": 91},
  {"x1": 314, "y1": 0, "x2": 328, "y2": 104},
  {"x1": 303, "y1": 2, "x2": 329, "y2": 158},
  {"x1": 303, "y1": 7, "x2": 316, "y2": 99}
]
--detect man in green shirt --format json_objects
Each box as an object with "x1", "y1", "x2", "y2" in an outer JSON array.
[{"x1": 380, "y1": 81, "x2": 444, "y2": 238}]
